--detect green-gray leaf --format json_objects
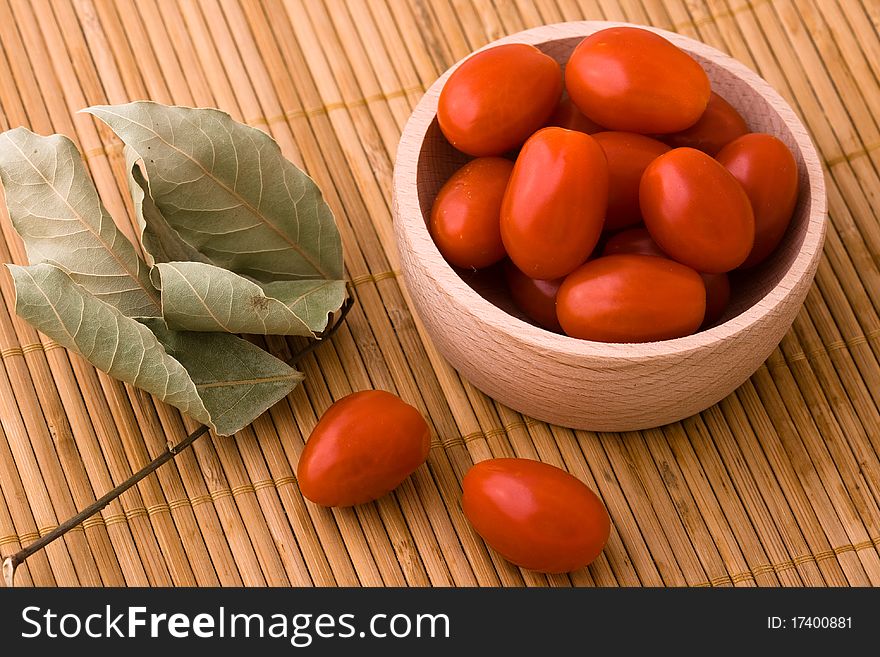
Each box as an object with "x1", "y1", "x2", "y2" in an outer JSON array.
[
  {"x1": 124, "y1": 145, "x2": 210, "y2": 269},
  {"x1": 156, "y1": 261, "x2": 346, "y2": 336},
  {"x1": 143, "y1": 319, "x2": 303, "y2": 432},
  {"x1": 85, "y1": 101, "x2": 344, "y2": 283},
  {"x1": 0, "y1": 128, "x2": 160, "y2": 317},
  {"x1": 9, "y1": 263, "x2": 301, "y2": 435}
]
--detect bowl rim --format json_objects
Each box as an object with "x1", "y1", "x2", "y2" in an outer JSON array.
[{"x1": 393, "y1": 20, "x2": 827, "y2": 361}]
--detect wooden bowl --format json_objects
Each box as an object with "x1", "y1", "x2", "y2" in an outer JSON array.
[{"x1": 392, "y1": 21, "x2": 826, "y2": 432}]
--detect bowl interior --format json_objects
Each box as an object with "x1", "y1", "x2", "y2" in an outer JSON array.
[{"x1": 415, "y1": 34, "x2": 814, "y2": 328}]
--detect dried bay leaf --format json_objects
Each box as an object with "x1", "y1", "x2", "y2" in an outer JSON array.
[
  {"x1": 124, "y1": 141, "x2": 345, "y2": 336},
  {"x1": 10, "y1": 263, "x2": 211, "y2": 423},
  {"x1": 0, "y1": 128, "x2": 160, "y2": 317},
  {"x1": 85, "y1": 102, "x2": 344, "y2": 283},
  {"x1": 156, "y1": 261, "x2": 346, "y2": 336},
  {"x1": 143, "y1": 318, "x2": 304, "y2": 429},
  {"x1": 124, "y1": 145, "x2": 210, "y2": 269},
  {"x1": 1, "y1": 105, "x2": 346, "y2": 436},
  {"x1": 9, "y1": 263, "x2": 301, "y2": 436}
]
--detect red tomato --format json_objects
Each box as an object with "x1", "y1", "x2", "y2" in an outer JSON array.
[
  {"x1": 501, "y1": 127, "x2": 608, "y2": 279},
  {"x1": 592, "y1": 132, "x2": 670, "y2": 231},
  {"x1": 702, "y1": 272, "x2": 731, "y2": 326},
  {"x1": 602, "y1": 228, "x2": 730, "y2": 326},
  {"x1": 601, "y1": 226, "x2": 666, "y2": 258},
  {"x1": 438, "y1": 44, "x2": 562, "y2": 156},
  {"x1": 716, "y1": 133, "x2": 799, "y2": 268},
  {"x1": 557, "y1": 254, "x2": 706, "y2": 342},
  {"x1": 565, "y1": 27, "x2": 710, "y2": 134},
  {"x1": 545, "y1": 96, "x2": 603, "y2": 134},
  {"x1": 297, "y1": 391, "x2": 430, "y2": 507},
  {"x1": 662, "y1": 91, "x2": 749, "y2": 155},
  {"x1": 504, "y1": 261, "x2": 563, "y2": 332},
  {"x1": 430, "y1": 157, "x2": 513, "y2": 269},
  {"x1": 640, "y1": 147, "x2": 755, "y2": 273},
  {"x1": 462, "y1": 458, "x2": 610, "y2": 573}
]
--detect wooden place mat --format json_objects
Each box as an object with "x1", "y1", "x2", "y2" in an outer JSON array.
[{"x1": 1, "y1": 0, "x2": 879, "y2": 587}]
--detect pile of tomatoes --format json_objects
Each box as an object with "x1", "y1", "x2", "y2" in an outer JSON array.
[{"x1": 430, "y1": 26, "x2": 799, "y2": 342}]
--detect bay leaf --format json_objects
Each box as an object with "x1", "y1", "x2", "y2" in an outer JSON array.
[
  {"x1": 143, "y1": 318, "x2": 304, "y2": 430},
  {"x1": 9, "y1": 263, "x2": 301, "y2": 435},
  {"x1": 124, "y1": 145, "x2": 210, "y2": 269},
  {"x1": 156, "y1": 261, "x2": 346, "y2": 336},
  {"x1": 0, "y1": 128, "x2": 160, "y2": 318},
  {"x1": 85, "y1": 102, "x2": 344, "y2": 283}
]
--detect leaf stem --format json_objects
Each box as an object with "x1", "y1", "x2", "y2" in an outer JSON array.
[
  {"x1": 285, "y1": 288, "x2": 355, "y2": 364},
  {"x1": 3, "y1": 425, "x2": 208, "y2": 588},
  {"x1": 3, "y1": 288, "x2": 356, "y2": 587}
]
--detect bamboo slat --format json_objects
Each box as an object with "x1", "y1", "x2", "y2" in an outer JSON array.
[{"x1": 0, "y1": 0, "x2": 877, "y2": 587}]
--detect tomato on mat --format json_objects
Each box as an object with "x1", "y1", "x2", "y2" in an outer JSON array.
[
  {"x1": 297, "y1": 391, "x2": 430, "y2": 507},
  {"x1": 565, "y1": 27, "x2": 710, "y2": 134},
  {"x1": 462, "y1": 458, "x2": 610, "y2": 573},
  {"x1": 438, "y1": 44, "x2": 562, "y2": 156},
  {"x1": 501, "y1": 127, "x2": 608, "y2": 280},
  {"x1": 430, "y1": 157, "x2": 513, "y2": 269},
  {"x1": 557, "y1": 254, "x2": 706, "y2": 342}
]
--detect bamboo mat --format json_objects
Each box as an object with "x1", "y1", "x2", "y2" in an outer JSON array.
[{"x1": 0, "y1": 0, "x2": 878, "y2": 588}]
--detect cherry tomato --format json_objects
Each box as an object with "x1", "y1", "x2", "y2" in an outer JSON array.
[
  {"x1": 557, "y1": 254, "x2": 706, "y2": 342},
  {"x1": 545, "y1": 96, "x2": 603, "y2": 134},
  {"x1": 462, "y1": 458, "x2": 610, "y2": 573},
  {"x1": 592, "y1": 132, "x2": 670, "y2": 231},
  {"x1": 701, "y1": 272, "x2": 731, "y2": 326},
  {"x1": 602, "y1": 227, "x2": 731, "y2": 326},
  {"x1": 429, "y1": 157, "x2": 513, "y2": 269},
  {"x1": 501, "y1": 127, "x2": 608, "y2": 279},
  {"x1": 504, "y1": 260, "x2": 563, "y2": 332},
  {"x1": 297, "y1": 391, "x2": 430, "y2": 507},
  {"x1": 662, "y1": 91, "x2": 749, "y2": 155},
  {"x1": 438, "y1": 44, "x2": 562, "y2": 156},
  {"x1": 640, "y1": 147, "x2": 754, "y2": 273},
  {"x1": 565, "y1": 27, "x2": 710, "y2": 134},
  {"x1": 601, "y1": 226, "x2": 666, "y2": 258},
  {"x1": 715, "y1": 133, "x2": 798, "y2": 268}
]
